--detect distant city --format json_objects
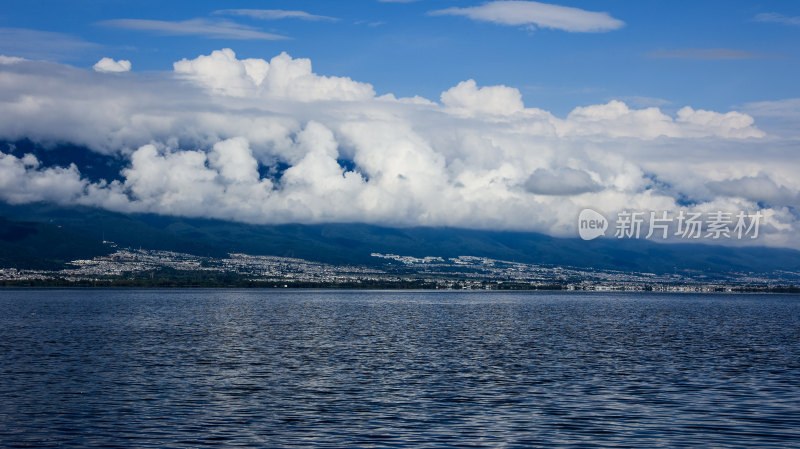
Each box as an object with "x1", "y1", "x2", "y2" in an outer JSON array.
[{"x1": 2, "y1": 241, "x2": 798, "y2": 292}]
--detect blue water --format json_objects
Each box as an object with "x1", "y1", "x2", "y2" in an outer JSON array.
[{"x1": 0, "y1": 290, "x2": 798, "y2": 448}]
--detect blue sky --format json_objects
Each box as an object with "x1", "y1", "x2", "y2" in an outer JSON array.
[
  {"x1": 2, "y1": 0, "x2": 799, "y2": 115},
  {"x1": 1, "y1": 1, "x2": 799, "y2": 247}
]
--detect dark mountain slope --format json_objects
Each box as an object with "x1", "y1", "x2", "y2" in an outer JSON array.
[{"x1": 1, "y1": 202, "x2": 799, "y2": 275}]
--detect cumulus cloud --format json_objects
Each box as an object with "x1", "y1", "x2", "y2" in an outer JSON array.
[
  {"x1": 93, "y1": 57, "x2": 131, "y2": 73},
  {"x1": 429, "y1": 1, "x2": 624, "y2": 33},
  {"x1": 441, "y1": 79, "x2": 524, "y2": 116},
  {"x1": 675, "y1": 107, "x2": 765, "y2": 138},
  {"x1": 559, "y1": 101, "x2": 765, "y2": 139},
  {"x1": 0, "y1": 50, "x2": 797, "y2": 248},
  {"x1": 173, "y1": 48, "x2": 374, "y2": 100},
  {"x1": 0, "y1": 152, "x2": 89, "y2": 205}
]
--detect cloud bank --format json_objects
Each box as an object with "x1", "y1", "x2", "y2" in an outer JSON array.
[{"x1": 0, "y1": 50, "x2": 797, "y2": 248}]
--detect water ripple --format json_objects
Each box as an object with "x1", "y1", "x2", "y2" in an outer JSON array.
[{"x1": 1, "y1": 289, "x2": 798, "y2": 448}]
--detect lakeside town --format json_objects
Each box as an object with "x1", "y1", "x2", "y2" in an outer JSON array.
[{"x1": 1, "y1": 243, "x2": 798, "y2": 292}]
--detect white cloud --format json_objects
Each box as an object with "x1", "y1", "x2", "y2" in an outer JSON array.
[
  {"x1": 754, "y1": 13, "x2": 800, "y2": 26},
  {"x1": 93, "y1": 57, "x2": 131, "y2": 73},
  {"x1": 119, "y1": 140, "x2": 276, "y2": 219},
  {"x1": 173, "y1": 48, "x2": 375, "y2": 101},
  {"x1": 0, "y1": 152, "x2": 89, "y2": 205},
  {"x1": 676, "y1": 107, "x2": 764, "y2": 139},
  {"x1": 0, "y1": 50, "x2": 796, "y2": 248},
  {"x1": 560, "y1": 101, "x2": 765, "y2": 139},
  {"x1": 172, "y1": 48, "x2": 267, "y2": 96},
  {"x1": 429, "y1": 1, "x2": 624, "y2": 33},
  {"x1": 215, "y1": 9, "x2": 338, "y2": 22},
  {"x1": 441, "y1": 79, "x2": 524, "y2": 116},
  {"x1": 0, "y1": 55, "x2": 26, "y2": 64},
  {"x1": 99, "y1": 18, "x2": 288, "y2": 40}
]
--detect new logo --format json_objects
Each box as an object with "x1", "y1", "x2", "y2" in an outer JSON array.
[{"x1": 578, "y1": 209, "x2": 607, "y2": 240}]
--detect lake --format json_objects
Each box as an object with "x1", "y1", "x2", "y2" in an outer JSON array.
[{"x1": 1, "y1": 289, "x2": 798, "y2": 448}]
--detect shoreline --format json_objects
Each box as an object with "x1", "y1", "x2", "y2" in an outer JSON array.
[{"x1": 2, "y1": 280, "x2": 798, "y2": 293}]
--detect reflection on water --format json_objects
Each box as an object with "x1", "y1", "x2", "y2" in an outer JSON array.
[{"x1": 1, "y1": 289, "x2": 798, "y2": 447}]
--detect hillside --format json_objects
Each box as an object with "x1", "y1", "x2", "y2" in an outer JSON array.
[{"x1": 2, "y1": 202, "x2": 800, "y2": 276}]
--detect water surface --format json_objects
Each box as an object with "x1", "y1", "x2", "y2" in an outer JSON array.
[{"x1": 1, "y1": 289, "x2": 798, "y2": 447}]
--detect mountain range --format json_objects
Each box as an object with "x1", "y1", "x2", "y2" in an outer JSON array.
[{"x1": 2, "y1": 201, "x2": 800, "y2": 277}]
